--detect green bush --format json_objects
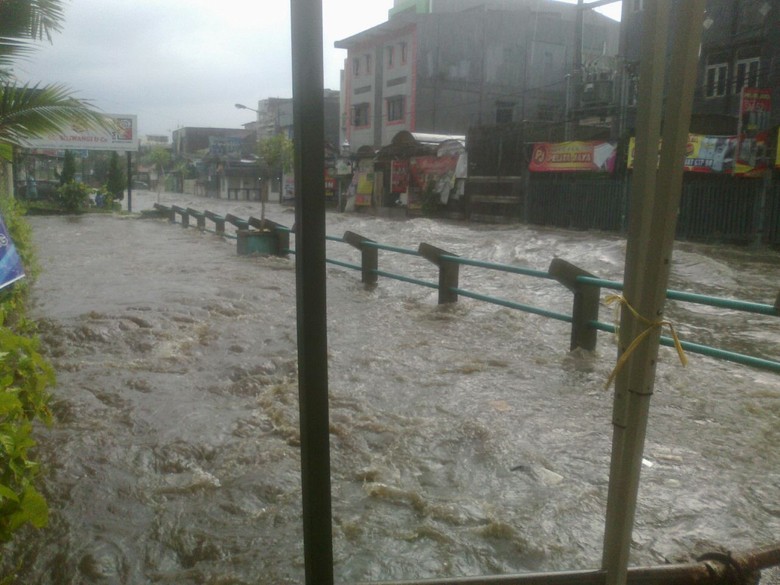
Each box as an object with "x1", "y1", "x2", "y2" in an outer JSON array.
[
  {"x1": 0, "y1": 195, "x2": 54, "y2": 550},
  {"x1": 56, "y1": 180, "x2": 90, "y2": 213}
]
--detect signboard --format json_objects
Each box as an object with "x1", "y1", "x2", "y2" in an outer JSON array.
[
  {"x1": 628, "y1": 133, "x2": 769, "y2": 175},
  {"x1": 391, "y1": 160, "x2": 409, "y2": 193},
  {"x1": 324, "y1": 169, "x2": 336, "y2": 199},
  {"x1": 208, "y1": 136, "x2": 243, "y2": 156},
  {"x1": 777, "y1": 128, "x2": 780, "y2": 169},
  {"x1": 529, "y1": 141, "x2": 616, "y2": 173},
  {"x1": 408, "y1": 155, "x2": 459, "y2": 207},
  {"x1": 0, "y1": 214, "x2": 25, "y2": 291},
  {"x1": 22, "y1": 114, "x2": 139, "y2": 152},
  {"x1": 736, "y1": 88, "x2": 772, "y2": 176},
  {"x1": 355, "y1": 171, "x2": 374, "y2": 206}
]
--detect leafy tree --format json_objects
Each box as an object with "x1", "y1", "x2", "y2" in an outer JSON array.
[
  {"x1": 105, "y1": 151, "x2": 124, "y2": 199},
  {"x1": 258, "y1": 134, "x2": 293, "y2": 179},
  {"x1": 147, "y1": 146, "x2": 170, "y2": 193},
  {"x1": 59, "y1": 148, "x2": 75, "y2": 185}
]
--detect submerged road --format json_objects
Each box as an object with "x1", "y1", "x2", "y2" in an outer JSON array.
[{"x1": 4, "y1": 191, "x2": 779, "y2": 584}]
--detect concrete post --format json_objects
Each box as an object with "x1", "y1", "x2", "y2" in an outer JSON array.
[
  {"x1": 343, "y1": 230, "x2": 378, "y2": 287},
  {"x1": 419, "y1": 242, "x2": 460, "y2": 304},
  {"x1": 187, "y1": 208, "x2": 206, "y2": 231},
  {"x1": 204, "y1": 210, "x2": 225, "y2": 236},
  {"x1": 548, "y1": 257, "x2": 601, "y2": 351},
  {"x1": 172, "y1": 205, "x2": 189, "y2": 228}
]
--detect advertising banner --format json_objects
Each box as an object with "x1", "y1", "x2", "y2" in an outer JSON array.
[
  {"x1": 777, "y1": 128, "x2": 780, "y2": 169},
  {"x1": 355, "y1": 171, "x2": 374, "y2": 206},
  {"x1": 22, "y1": 114, "x2": 139, "y2": 152},
  {"x1": 324, "y1": 169, "x2": 336, "y2": 199},
  {"x1": 0, "y1": 213, "x2": 25, "y2": 291},
  {"x1": 391, "y1": 160, "x2": 409, "y2": 193},
  {"x1": 628, "y1": 133, "x2": 769, "y2": 175},
  {"x1": 529, "y1": 141, "x2": 616, "y2": 173},
  {"x1": 408, "y1": 155, "x2": 459, "y2": 206},
  {"x1": 736, "y1": 88, "x2": 772, "y2": 176}
]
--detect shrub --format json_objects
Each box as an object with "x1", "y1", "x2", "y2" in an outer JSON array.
[
  {"x1": 0, "y1": 195, "x2": 54, "y2": 552},
  {"x1": 56, "y1": 180, "x2": 90, "y2": 213}
]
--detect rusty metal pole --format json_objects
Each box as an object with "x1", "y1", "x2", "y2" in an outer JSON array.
[
  {"x1": 601, "y1": 2, "x2": 705, "y2": 585},
  {"x1": 290, "y1": 0, "x2": 333, "y2": 584}
]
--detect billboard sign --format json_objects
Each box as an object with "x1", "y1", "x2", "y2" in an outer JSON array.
[
  {"x1": 529, "y1": 141, "x2": 616, "y2": 173},
  {"x1": 0, "y1": 214, "x2": 25, "y2": 291},
  {"x1": 21, "y1": 114, "x2": 138, "y2": 152}
]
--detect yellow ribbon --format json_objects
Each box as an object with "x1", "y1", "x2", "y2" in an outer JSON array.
[{"x1": 604, "y1": 294, "x2": 688, "y2": 390}]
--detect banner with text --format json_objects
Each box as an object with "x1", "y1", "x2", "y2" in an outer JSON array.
[
  {"x1": 0, "y1": 213, "x2": 25, "y2": 291},
  {"x1": 22, "y1": 114, "x2": 138, "y2": 152},
  {"x1": 529, "y1": 141, "x2": 616, "y2": 173},
  {"x1": 737, "y1": 88, "x2": 772, "y2": 175},
  {"x1": 628, "y1": 133, "x2": 770, "y2": 175}
]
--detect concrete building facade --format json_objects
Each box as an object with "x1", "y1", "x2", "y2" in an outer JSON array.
[{"x1": 335, "y1": 0, "x2": 619, "y2": 151}]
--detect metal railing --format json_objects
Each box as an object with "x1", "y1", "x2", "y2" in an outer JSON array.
[{"x1": 150, "y1": 205, "x2": 780, "y2": 375}]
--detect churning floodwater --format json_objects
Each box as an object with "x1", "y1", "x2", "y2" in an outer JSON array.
[{"x1": 4, "y1": 191, "x2": 779, "y2": 584}]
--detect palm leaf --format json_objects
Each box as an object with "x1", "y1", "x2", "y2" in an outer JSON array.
[
  {"x1": 0, "y1": 0, "x2": 65, "y2": 42},
  {"x1": 0, "y1": 82, "x2": 109, "y2": 146},
  {"x1": 0, "y1": 0, "x2": 66, "y2": 78}
]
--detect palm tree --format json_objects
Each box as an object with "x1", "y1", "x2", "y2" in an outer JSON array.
[
  {"x1": 0, "y1": 0, "x2": 106, "y2": 160},
  {"x1": 0, "y1": 0, "x2": 65, "y2": 81}
]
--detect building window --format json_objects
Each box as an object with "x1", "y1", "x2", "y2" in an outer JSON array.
[
  {"x1": 387, "y1": 46, "x2": 395, "y2": 68},
  {"x1": 495, "y1": 101, "x2": 515, "y2": 124},
  {"x1": 704, "y1": 63, "x2": 728, "y2": 98},
  {"x1": 387, "y1": 96, "x2": 405, "y2": 123},
  {"x1": 364, "y1": 54, "x2": 372, "y2": 75},
  {"x1": 352, "y1": 103, "x2": 370, "y2": 127},
  {"x1": 735, "y1": 58, "x2": 760, "y2": 92},
  {"x1": 352, "y1": 58, "x2": 360, "y2": 77},
  {"x1": 400, "y1": 42, "x2": 408, "y2": 65}
]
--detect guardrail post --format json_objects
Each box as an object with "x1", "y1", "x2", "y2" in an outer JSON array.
[
  {"x1": 343, "y1": 231, "x2": 378, "y2": 287},
  {"x1": 172, "y1": 205, "x2": 189, "y2": 228},
  {"x1": 419, "y1": 242, "x2": 460, "y2": 304},
  {"x1": 204, "y1": 210, "x2": 225, "y2": 236},
  {"x1": 225, "y1": 213, "x2": 249, "y2": 230},
  {"x1": 548, "y1": 258, "x2": 600, "y2": 351},
  {"x1": 187, "y1": 207, "x2": 206, "y2": 230},
  {"x1": 249, "y1": 217, "x2": 290, "y2": 257}
]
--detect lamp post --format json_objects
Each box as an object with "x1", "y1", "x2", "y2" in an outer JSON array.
[{"x1": 236, "y1": 103, "x2": 264, "y2": 206}]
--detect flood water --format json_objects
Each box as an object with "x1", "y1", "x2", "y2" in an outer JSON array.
[{"x1": 4, "y1": 191, "x2": 779, "y2": 584}]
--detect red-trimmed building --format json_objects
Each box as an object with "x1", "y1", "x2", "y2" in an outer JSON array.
[{"x1": 335, "y1": 0, "x2": 619, "y2": 152}]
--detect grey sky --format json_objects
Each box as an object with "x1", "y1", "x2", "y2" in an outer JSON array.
[{"x1": 12, "y1": 0, "x2": 620, "y2": 137}]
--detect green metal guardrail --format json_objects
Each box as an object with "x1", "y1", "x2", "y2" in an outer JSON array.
[{"x1": 154, "y1": 206, "x2": 779, "y2": 374}]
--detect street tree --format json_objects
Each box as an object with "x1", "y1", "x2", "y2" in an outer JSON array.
[
  {"x1": 59, "y1": 148, "x2": 75, "y2": 185},
  {"x1": 105, "y1": 151, "x2": 125, "y2": 200}
]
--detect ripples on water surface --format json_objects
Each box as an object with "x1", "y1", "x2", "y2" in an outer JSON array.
[{"x1": 4, "y1": 192, "x2": 779, "y2": 584}]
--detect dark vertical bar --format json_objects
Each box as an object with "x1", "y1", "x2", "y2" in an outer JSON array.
[
  {"x1": 126, "y1": 151, "x2": 133, "y2": 212},
  {"x1": 290, "y1": 0, "x2": 333, "y2": 584}
]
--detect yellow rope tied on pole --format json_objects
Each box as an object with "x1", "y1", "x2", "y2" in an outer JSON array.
[{"x1": 604, "y1": 294, "x2": 688, "y2": 390}]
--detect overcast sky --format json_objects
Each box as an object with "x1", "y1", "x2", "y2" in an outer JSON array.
[{"x1": 12, "y1": 0, "x2": 621, "y2": 137}]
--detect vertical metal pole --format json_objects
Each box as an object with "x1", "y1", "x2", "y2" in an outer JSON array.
[
  {"x1": 602, "y1": 3, "x2": 705, "y2": 585},
  {"x1": 126, "y1": 151, "x2": 133, "y2": 212},
  {"x1": 290, "y1": 0, "x2": 333, "y2": 584}
]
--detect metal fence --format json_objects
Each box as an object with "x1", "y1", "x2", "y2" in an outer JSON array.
[{"x1": 513, "y1": 174, "x2": 779, "y2": 246}]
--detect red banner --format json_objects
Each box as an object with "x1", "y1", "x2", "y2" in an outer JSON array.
[
  {"x1": 529, "y1": 141, "x2": 616, "y2": 173},
  {"x1": 409, "y1": 155, "x2": 459, "y2": 190},
  {"x1": 391, "y1": 160, "x2": 409, "y2": 193},
  {"x1": 737, "y1": 88, "x2": 772, "y2": 176}
]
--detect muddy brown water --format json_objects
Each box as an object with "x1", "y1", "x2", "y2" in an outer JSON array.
[{"x1": 4, "y1": 192, "x2": 779, "y2": 584}]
